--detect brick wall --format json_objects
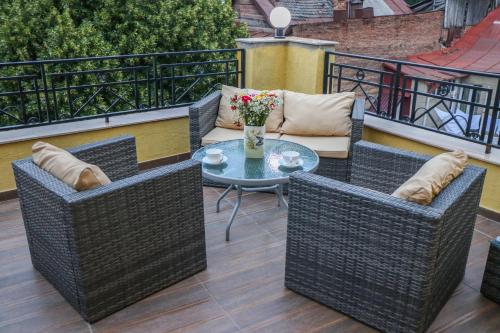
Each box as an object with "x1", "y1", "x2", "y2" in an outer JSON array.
[{"x1": 293, "y1": 11, "x2": 444, "y2": 58}]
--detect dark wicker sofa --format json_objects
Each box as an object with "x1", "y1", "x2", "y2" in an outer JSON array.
[
  {"x1": 285, "y1": 141, "x2": 486, "y2": 333},
  {"x1": 12, "y1": 135, "x2": 207, "y2": 322},
  {"x1": 189, "y1": 91, "x2": 365, "y2": 183}
]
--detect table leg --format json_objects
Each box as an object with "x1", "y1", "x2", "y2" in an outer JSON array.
[
  {"x1": 275, "y1": 184, "x2": 288, "y2": 209},
  {"x1": 226, "y1": 185, "x2": 243, "y2": 241},
  {"x1": 216, "y1": 184, "x2": 233, "y2": 213}
]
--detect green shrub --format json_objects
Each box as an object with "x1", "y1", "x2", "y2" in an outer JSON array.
[{"x1": 0, "y1": 0, "x2": 248, "y2": 126}]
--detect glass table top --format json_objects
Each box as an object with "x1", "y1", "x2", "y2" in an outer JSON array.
[{"x1": 192, "y1": 139, "x2": 319, "y2": 186}]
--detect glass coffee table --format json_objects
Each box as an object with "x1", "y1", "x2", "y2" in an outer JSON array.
[{"x1": 192, "y1": 139, "x2": 319, "y2": 241}]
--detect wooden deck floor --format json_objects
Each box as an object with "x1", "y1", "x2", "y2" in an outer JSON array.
[{"x1": 1, "y1": 187, "x2": 499, "y2": 333}]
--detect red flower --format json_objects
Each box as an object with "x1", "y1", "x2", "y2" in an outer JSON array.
[
  {"x1": 241, "y1": 95, "x2": 252, "y2": 104},
  {"x1": 231, "y1": 95, "x2": 238, "y2": 102},
  {"x1": 231, "y1": 105, "x2": 237, "y2": 110}
]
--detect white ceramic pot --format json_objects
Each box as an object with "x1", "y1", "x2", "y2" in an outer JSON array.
[{"x1": 244, "y1": 125, "x2": 265, "y2": 158}]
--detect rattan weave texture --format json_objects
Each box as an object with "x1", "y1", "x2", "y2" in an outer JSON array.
[
  {"x1": 12, "y1": 136, "x2": 207, "y2": 322},
  {"x1": 285, "y1": 141, "x2": 486, "y2": 333}
]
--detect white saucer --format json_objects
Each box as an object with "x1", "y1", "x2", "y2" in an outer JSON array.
[
  {"x1": 202, "y1": 155, "x2": 228, "y2": 166},
  {"x1": 278, "y1": 158, "x2": 304, "y2": 168}
]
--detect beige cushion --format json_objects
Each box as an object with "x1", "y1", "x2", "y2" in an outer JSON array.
[
  {"x1": 202, "y1": 127, "x2": 280, "y2": 146},
  {"x1": 32, "y1": 141, "x2": 111, "y2": 191},
  {"x1": 215, "y1": 85, "x2": 284, "y2": 133},
  {"x1": 281, "y1": 91, "x2": 355, "y2": 136},
  {"x1": 392, "y1": 151, "x2": 468, "y2": 205},
  {"x1": 280, "y1": 134, "x2": 350, "y2": 159}
]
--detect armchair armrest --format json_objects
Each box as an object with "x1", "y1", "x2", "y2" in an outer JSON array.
[
  {"x1": 289, "y1": 171, "x2": 441, "y2": 223},
  {"x1": 65, "y1": 159, "x2": 202, "y2": 205},
  {"x1": 431, "y1": 165, "x2": 485, "y2": 212},
  {"x1": 189, "y1": 91, "x2": 221, "y2": 153},
  {"x1": 12, "y1": 159, "x2": 76, "y2": 198},
  {"x1": 345, "y1": 99, "x2": 366, "y2": 180},
  {"x1": 350, "y1": 140, "x2": 430, "y2": 193},
  {"x1": 350, "y1": 98, "x2": 365, "y2": 145},
  {"x1": 68, "y1": 135, "x2": 139, "y2": 181}
]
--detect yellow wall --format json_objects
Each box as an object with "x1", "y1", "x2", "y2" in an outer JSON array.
[
  {"x1": 286, "y1": 44, "x2": 329, "y2": 94},
  {"x1": 0, "y1": 117, "x2": 189, "y2": 193},
  {"x1": 243, "y1": 44, "x2": 287, "y2": 90},
  {"x1": 240, "y1": 41, "x2": 332, "y2": 94},
  {"x1": 364, "y1": 127, "x2": 500, "y2": 214}
]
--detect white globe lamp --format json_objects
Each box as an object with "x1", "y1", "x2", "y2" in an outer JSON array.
[{"x1": 269, "y1": 7, "x2": 291, "y2": 39}]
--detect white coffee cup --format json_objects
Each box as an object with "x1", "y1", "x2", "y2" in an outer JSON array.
[
  {"x1": 282, "y1": 151, "x2": 300, "y2": 165},
  {"x1": 206, "y1": 148, "x2": 223, "y2": 164}
]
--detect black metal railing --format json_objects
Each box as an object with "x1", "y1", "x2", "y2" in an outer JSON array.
[
  {"x1": 0, "y1": 49, "x2": 245, "y2": 130},
  {"x1": 324, "y1": 51, "x2": 500, "y2": 153}
]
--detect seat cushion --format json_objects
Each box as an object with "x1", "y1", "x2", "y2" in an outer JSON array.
[
  {"x1": 202, "y1": 127, "x2": 281, "y2": 146},
  {"x1": 281, "y1": 91, "x2": 355, "y2": 136},
  {"x1": 214, "y1": 85, "x2": 284, "y2": 133},
  {"x1": 280, "y1": 134, "x2": 350, "y2": 159},
  {"x1": 392, "y1": 150, "x2": 467, "y2": 205},
  {"x1": 32, "y1": 141, "x2": 111, "y2": 191}
]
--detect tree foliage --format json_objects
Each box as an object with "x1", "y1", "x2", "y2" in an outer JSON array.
[{"x1": 0, "y1": 0, "x2": 247, "y2": 61}]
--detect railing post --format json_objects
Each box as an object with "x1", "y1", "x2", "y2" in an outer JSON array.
[
  {"x1": 323, "y1": 52, "x2": 330, "y2": 94},
  {"x1": 153, "y1": 56, "x2": 159, "y2": 108},
  {"x1": 376, "y1": 72, "x2": 384, "y2": 115},
  {"x1": 240, "y1": 49, "x2": 246, "y2": 89},
  {"x1": 159, "y1": 66, "x2": 165, "y2": 106},
  {"x1": 225, "y1": 61, "x2": 229, "y2": 85},
  {"x1": 17, "y1": 77, "x2": 27, "y2": 124},
  {"x1": 146, "y1": 71, "x2": 152, "y2": 108},
  {"x1": 39, "y1": 64, "x2": 52, "y2": 123},
  {"x1": 50, "y1": 76, "x2": 59, "y2": 121},
  {"x1": 336, "y1": 66, "x2": 342, "y2": 93},
  {"x1": 465, "y1": 86, "x2": 478, "y2": 137},
  {"x1": 171, "y1": 67, "x2": 176, "y2": 106},
  {"x1": 133, "y1": 68, "x2": 139, "y2": 110},
  {"x1": 398, "y1": 76, "x2": 407, "y2": 121},
  {"x1": 486, "y1": 78, "x2": 500, "y2": 154},
  {"x1": 391, "y1": 63, "x2": 402, "y2": 119},
  {"x1": 33, "y1": 77, "x2": 43, "y2": 122},
  {"x1": 480, "y1": 90, "x2": 492, "y2": 141},
  {"x1": 65, "y1": 75, "x2": 74, "y2": 117},
  {"x1": 410, "y1": 78, "x2": 419, "y2": 123}
]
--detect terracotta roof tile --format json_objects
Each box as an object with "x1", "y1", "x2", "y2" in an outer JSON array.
[{"x1": 407, "y1": 7, "x2": 500, "y2": 74}]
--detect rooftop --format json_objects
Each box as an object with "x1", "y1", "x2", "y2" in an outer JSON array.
[
  {"x1": 363, "y1": 0, "x2": 412, "y2": 16},
  {"x1": 406, "y1": 7, "x2": 500, "y2": 74},
  {"x1": 0, "y1": 188, "x2": 499, "y2": 332},
  {"x1": 276, "y1": 0, "x2": 334, "y2": 20}
]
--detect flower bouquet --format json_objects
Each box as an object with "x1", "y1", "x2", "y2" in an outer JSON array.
[{"x1": 230, "y1": 91, "x2": 281, "y2": 158}]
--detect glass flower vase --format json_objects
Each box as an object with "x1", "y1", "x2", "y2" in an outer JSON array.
[{"x1": 244, "y1": 125, "x2": 265, "y2": 158}]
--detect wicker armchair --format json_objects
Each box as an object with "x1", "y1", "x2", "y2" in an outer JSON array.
[
  {"x1": 285, "y1": 141, "x2": 486, "y2": 333},
  {"x1": 12, "y1": 136, "x2": 206, "y2": 323},
  {"x1": 189, "y1": 91, "x2": 365, "y2": 183}
]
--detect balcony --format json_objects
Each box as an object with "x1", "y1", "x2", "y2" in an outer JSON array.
[
  {"x1": 1, "y1": 188, "x2": 499, "y2": 332},
  {"x1": 0, "y1": 37, "x2": 499, "y2": 332}
]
